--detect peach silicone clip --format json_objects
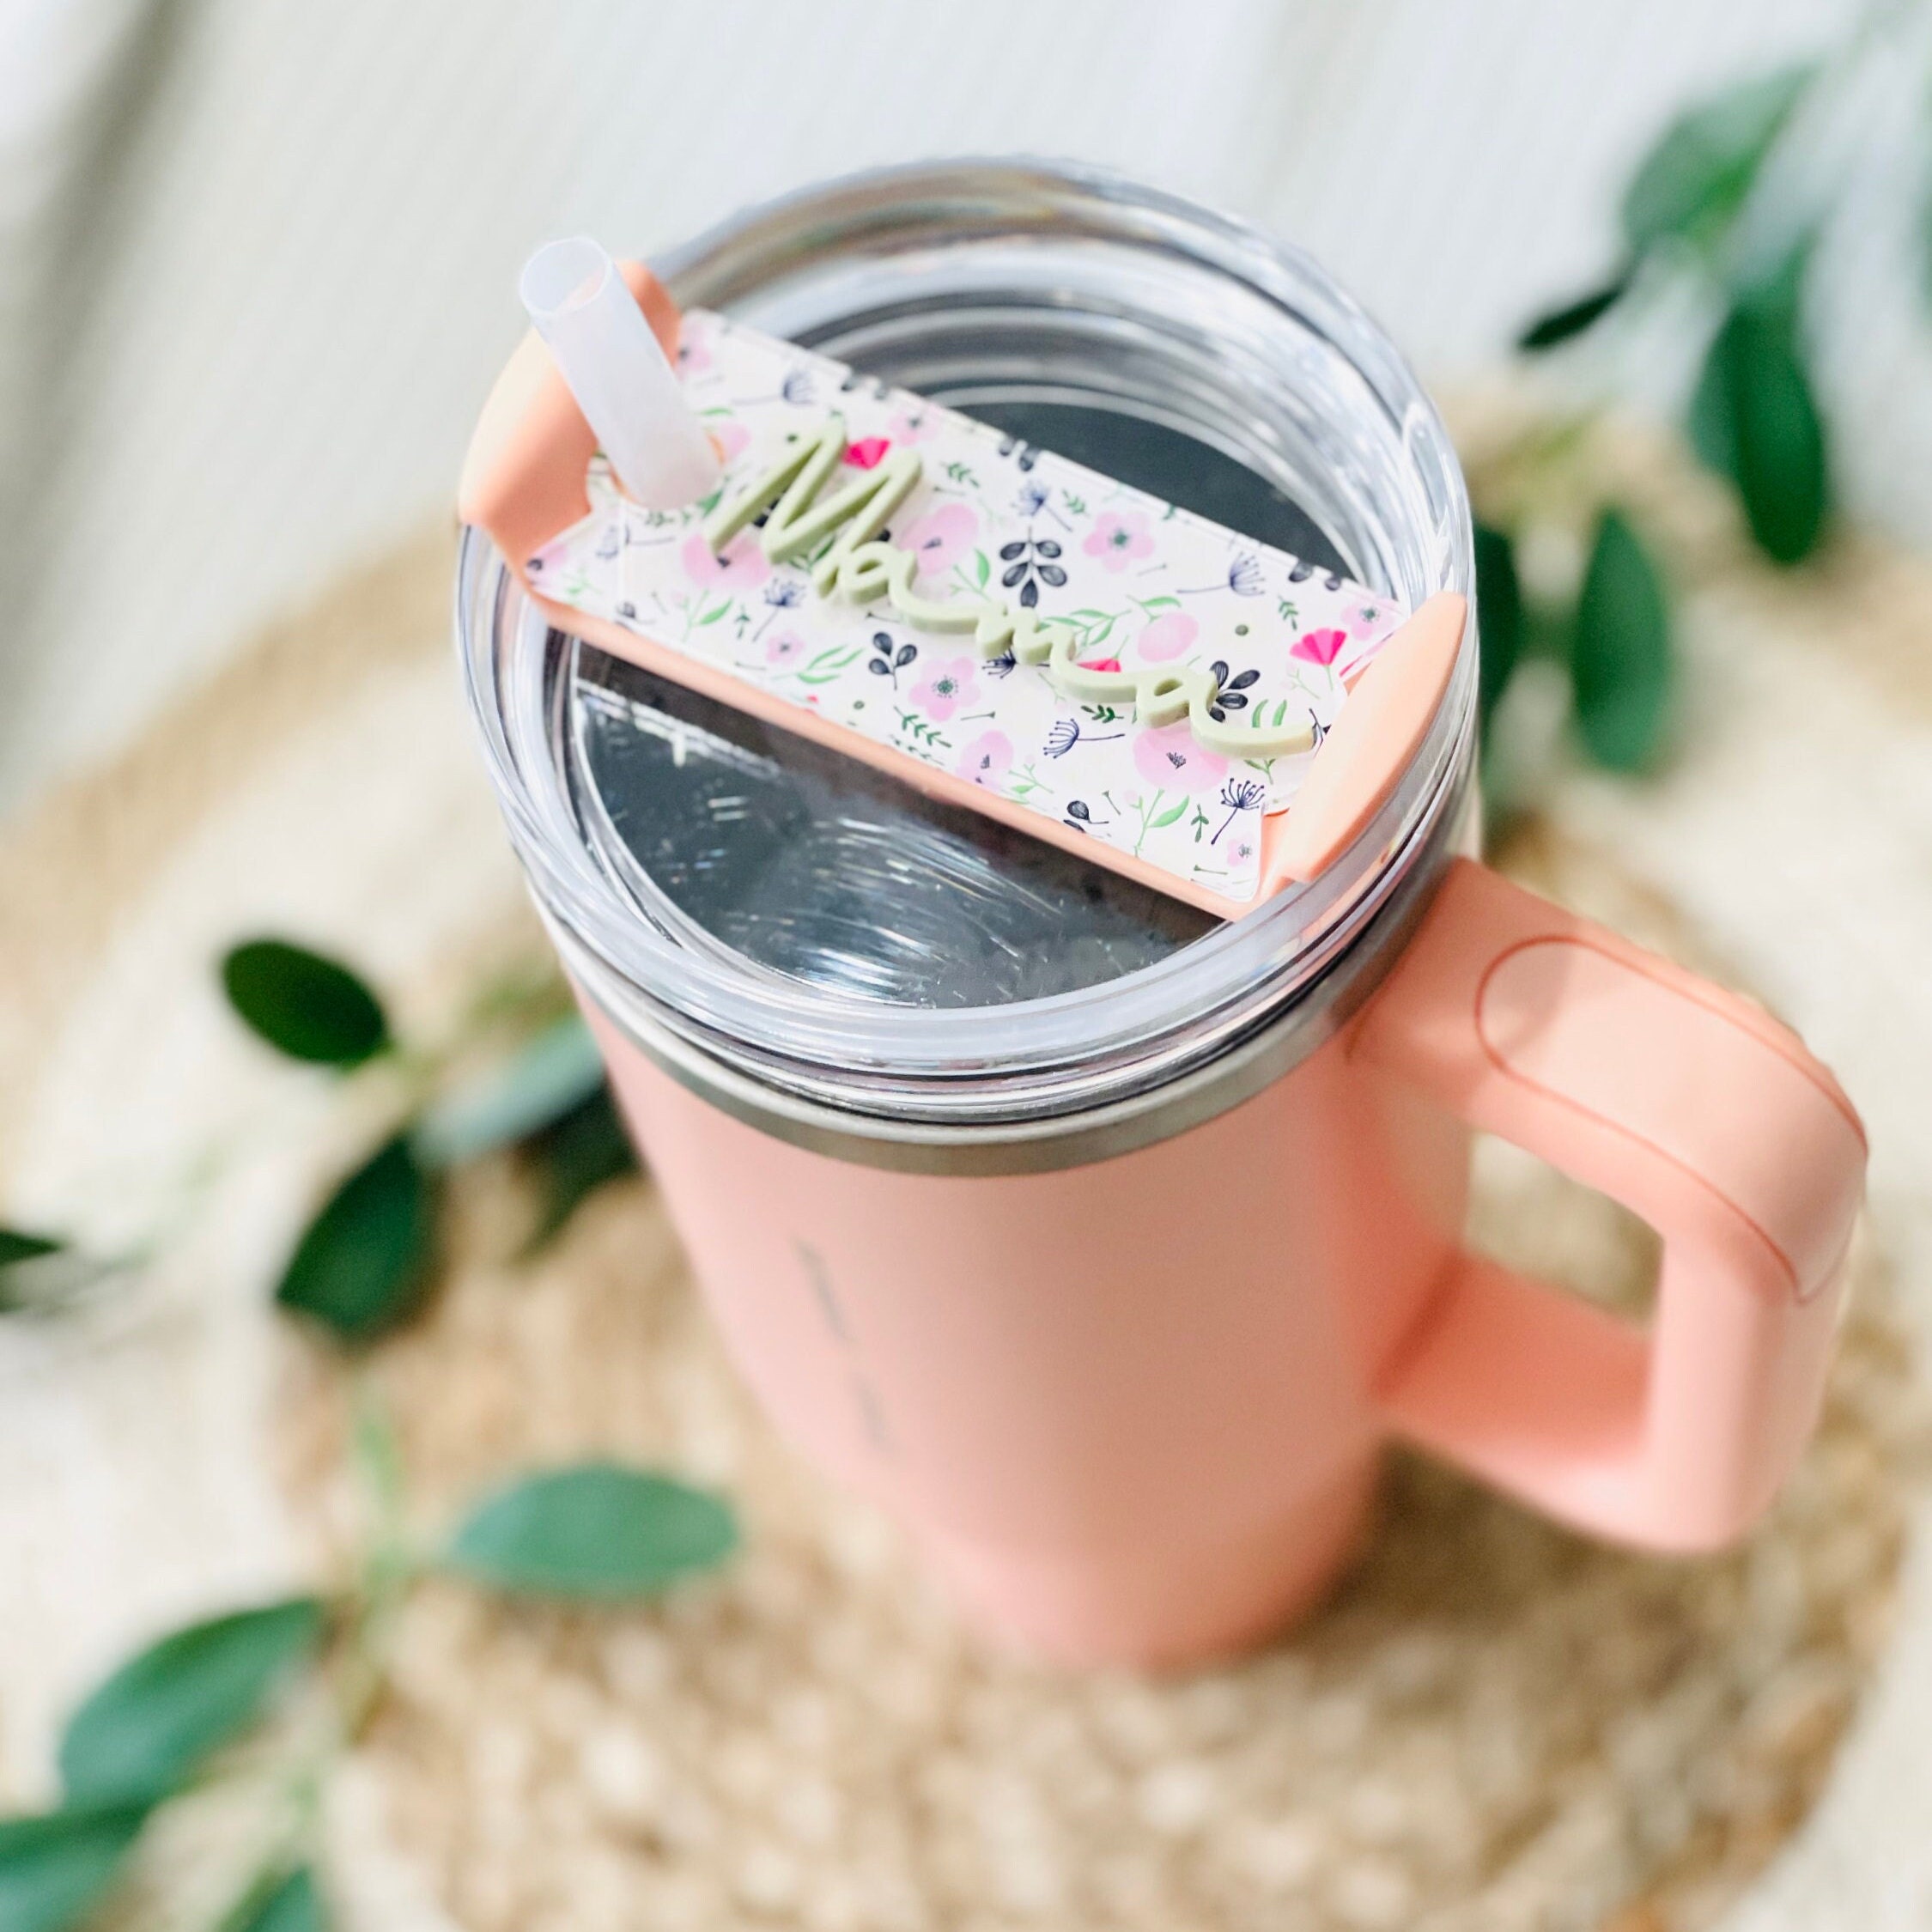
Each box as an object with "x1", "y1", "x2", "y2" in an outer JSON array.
[{"x1": 459, "y1": 251, "x2": 1467, "y2": 917}]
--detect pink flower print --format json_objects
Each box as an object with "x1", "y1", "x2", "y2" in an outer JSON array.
[
  {"x1": 843, "y1": 436, "x2": 891, "y2": 470},
  {"x1": 525, "y1": 538, "x2": 570, "y2": 580},
  {"x1": 1083, "y1": 510, "x2": 1156, "y2": 574},
  {"x1": 677, "y1": 331, "x2": 713, "y2": 376},
  {"x1": 683, "y1": 530, "x2": 770, "y2": 590},
  {"x1": 957, "y1": 729, "x2": 1014, "y2": 787},
  {"x1": 764, "y1": 629, "x2": 805, "y2": 667},
  {"x1": 1135, "y1": 612, "x2": 1198, "y2": 662},
  {"x1": 889, "y1": 410, "x2": 941, "y2": 446},
  {"x1": 709, "y1": 419, "x2": 750, "y2": 465},
  {"x1": 901, "y1": 501, "x2": 978, "y2": 578},
  {"x1": 1132, "y1": 721, "x2": 1228, "y2": 794},
  {"x1": 911, "y1": 654, "x2": 979, "y2": 722},
  {"x1": 1079, "y1": 657, "x2": 1121, "y2": 674},
  {"x1": 1291, "y1": 627, "x2": 1349, "y2": 667}
]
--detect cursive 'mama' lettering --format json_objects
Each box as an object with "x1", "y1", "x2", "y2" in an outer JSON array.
[{"x1": 702, "y1": 416, "x2": 1315, "y2": 756}]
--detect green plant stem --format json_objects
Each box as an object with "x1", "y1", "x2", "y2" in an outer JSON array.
[
  {"x1": 336, "y1": 1378, "x2": 417, "y2": 1744},
  {"x1": 205, "y1": 1768, "x2": 322, "y2": 1932},
  {"x1": 197, "y1": 1382, "x2": 416, "y2": 1931},
  {"x1": 1472, "y1": 408, "x2": 1606, "y2": 530},
  {"x1": 380, "y1": 962, "x2": 575, "y2": 1111},
  {"x1": 6, "y1": 957, "x2": 576, "y2": 1327}
]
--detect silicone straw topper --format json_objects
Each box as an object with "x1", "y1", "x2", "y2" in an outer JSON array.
[
  {"x1": 471, "y1": 264, "x2": 1467, "y2": 917},
  {"x1": 519, "y1": 236, "x2": 720, "y2": 509}
]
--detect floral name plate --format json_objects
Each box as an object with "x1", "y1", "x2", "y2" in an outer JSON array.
[{"x1": 526, "y1": 309, "x2": 1406, "y2": 908}]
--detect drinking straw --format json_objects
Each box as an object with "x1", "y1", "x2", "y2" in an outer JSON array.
[{"x1": 519, "y1": 236, "x2": 720, "y2": 508}]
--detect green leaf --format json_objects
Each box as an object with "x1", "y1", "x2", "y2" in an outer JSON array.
[
  {"x1": 222, "y1": 941, "x2": 389, "y2": 1067},
  {"x1": 1691, "y1": 285, "x2": 1828, "y2": 564},
  {"x1": 444, "y1": 1463, "x2": 737, "y2": 1601},
  {"x1": 226, "y1": 1862, "x2": 326, "y2": 1932},
  {"x1": 412, "y1": 1017, "x2": 605, "y2": 1168},
  {"x1": 0, "y1": 1238, "x2": 120, "y2": 1318},
  {"x1": 1686, "y1": 320, "x2": 1735, "y2": 477},
  {"x1": 0, "y1": 1236, "x2": 121, "y2": 1314},
  {"x1": 0, "y1": 1229, "x2": 69, "y2": 1313},
  {"x1": 1472, "y1": 524, "x2": 1524, "y2": 737},
  {"x1": 1516, "y1": 274, "x2": 1630, "y2": 352},
  {"x1": 0, "y1": 1228, "x2": 62, "y2": 1267},
  {"x1": 972, "y1": 548, "x2": 990, "y2": 590},
  {"x1": 276, "y1": 1138, "x2": 436, "y2": 1342},
  {"x1": 0, "y1": 1806, "x2": 146, "y2": 1932},
  {"x1": 521, "y1": 1086, "x2": 637, "y2": 1252},
  {"x1": 59, "y1": 1599, "x2": 325, "y2": 1807},
  {"x1": 1571, "y1": 508, "x2": 1673, "y2": 772},
  {"x1": 1621, "y1": 62, "x2": 1814, "y2": 254}
]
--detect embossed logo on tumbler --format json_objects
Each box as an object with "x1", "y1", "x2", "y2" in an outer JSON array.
[{"x1": 456, "y1": 163, "x2": 1866, "y2": 1667}]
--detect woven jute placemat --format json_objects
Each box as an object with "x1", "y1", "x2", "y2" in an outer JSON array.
[{"x1": 0, "y1": 486, "x2": 1927, "y2": 1932}]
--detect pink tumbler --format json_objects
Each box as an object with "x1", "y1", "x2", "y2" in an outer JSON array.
[{"x1": 458, "y1": 163, "x2": 1865, "y2": 1667}]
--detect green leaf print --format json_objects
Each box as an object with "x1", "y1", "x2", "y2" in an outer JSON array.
[
  {"x1": 1063, "y1": 608, "x2": 1125, "y2": 651},
  {"x1": 796, "y1": 645, "x2": 861, "y2": 685}
]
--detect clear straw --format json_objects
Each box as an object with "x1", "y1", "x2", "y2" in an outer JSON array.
[{"x1": 519, "y1": 236, "x2": 720, "y2": 509}]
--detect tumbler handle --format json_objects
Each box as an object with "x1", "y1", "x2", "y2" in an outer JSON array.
[{"x1": 1352, "y1": 858, "x2": 1865, "y2": 1549}]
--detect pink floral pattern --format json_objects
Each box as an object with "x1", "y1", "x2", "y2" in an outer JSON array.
[
  {"x1": 1083, "y1": 511, "x2": 1156, "y2": 573},
  {"x1": 956, "y1": 730, "x2": 1014, "y2": 787},
  {"x1": 541, "y1": 307, "x2": 1407, "y2": 908},
  {"x1": 1136, "y1": 612, "x2": 1198, "y2": 662},
  {"x1": 901, "y1": 502, "x2": 978, "y2": 579},
  {"x1": 1133, "y1": 723, "x2": 1228, "y2": 794},
  {"x1": 681, "y1": 530, "x2": 769, "y2": 590},
  {"x1": 911, "y1": 655, "x2": 979, "y2": 722},
  {"x1": 1291, "y1": 627, "x2": 1349, "y2": 666}
]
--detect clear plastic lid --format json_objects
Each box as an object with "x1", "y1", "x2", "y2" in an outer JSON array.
[{"x1": 458, "y1": 161, "x2": 1475, "y2": 1132}]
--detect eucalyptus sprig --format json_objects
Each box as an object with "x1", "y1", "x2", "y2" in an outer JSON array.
[
  {"x1": 1477, "y1": 13, "x2": 1928, "y2": 786},
  {"x1": 0, "y1": 1399, "x2": 735, "y2": 1932},
  {"x1": 0, "y1": 939, "x2": 637, "y2": 1335},
  {"x1": 0, "y1": 939, "x2": 723, "y2": 1932},
  {"x1": 1511, "y1": 55, "x2": 1832, "y2": 557},
  {"x1": 222, "y1": 939, "x2": 635, "y2": 1340}
]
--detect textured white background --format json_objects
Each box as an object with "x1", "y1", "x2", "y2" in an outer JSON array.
[{"x1": 4, "y1": 0, "x2": 1928, "y2": 812}]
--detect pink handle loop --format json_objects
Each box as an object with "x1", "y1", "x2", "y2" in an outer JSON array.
[{"x1": 1353, "y1": 859, "x2": 1866, "y2": 1550}]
